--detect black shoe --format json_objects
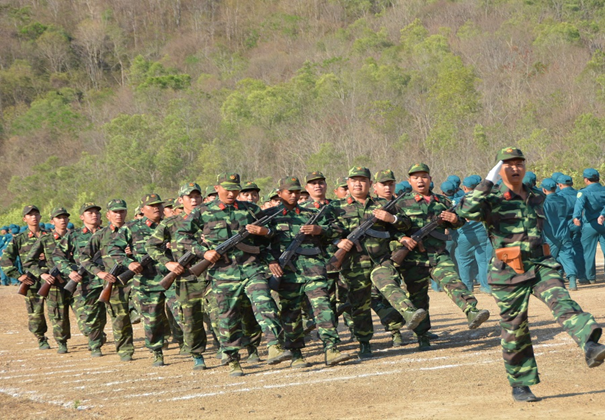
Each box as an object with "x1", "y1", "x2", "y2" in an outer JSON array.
[
  {"x1": 358, "y1": 341, "x2": 373, "y2": 359},
  {"x1": 512, "y1": 386, "x2": 539, "y2": 402},
  {"x1": 585, "y1": 340, "x2": 605, "y2": 368}
]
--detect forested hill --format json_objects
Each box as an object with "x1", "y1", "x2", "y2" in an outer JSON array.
[{"x1": 2, "y1": 0, "x2": 605, "y2": 224}]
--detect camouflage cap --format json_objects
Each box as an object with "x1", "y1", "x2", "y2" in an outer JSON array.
[
  {"x1": 374, "y1": 169, "x2": 396, "y2": 183},
  {"x1": 173, "y1": 198, "x2": 183, "y2": 209},
  {"x1": 217, "y1": 173, "x2": 241, "y2": 190},
  {"x1": 278, "y1": 176, "x2": 302, "y2": 191},
  {"x1": 205, "y1": 185, "x2": 218, "y2": 197},
  {"x1": 348, "y1": 166, "x2": 371, "y2": 179},
  {"x1": 334, "y1": 177, "x2": 348, "y2": 188},
  {"x1": 134, "y1": 206, "x2": 142, "y2": 215},
  {"x1": 107, "y1": 199, "x2": 127, "y2": 211},
  {"x1": 541, "y1": 178, "x2": 556, "y2": 191},
  {"x1": 179, "y1": 182, "x2": 202, "y2": 197},
  {"x1": 268, "y1": 188, "x2": 279, "y2": 199},
  {"x1": 305, "y1": 171, "x2": 326, "y2": 184},
  {"x1": 496, "y1": 147, "x2": 525, "y2": 162},
  {"x1": 140, "y1": 193, "x2": 164, "y2": 207},
  {"x1": 163, "y1": 198, "x2": 174, "y2": 208},
  {"x1": 50, "y1": 207, "x2": 70, "y2": 219},
  {"x1": 408, "y1": 163, "x2": 430, "y2": 175},
  {"x1": 241, "y1": 181, "x2": 260, "y2": 192},
  {"x1": 79, "y1": 202, "x2": 101, "y2": 215},
  {"x1": 22, "y1": 205, "x2": 40, "y2": 217}
]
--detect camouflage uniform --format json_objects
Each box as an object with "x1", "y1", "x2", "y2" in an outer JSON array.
[
  {"x1": 458, "y1": 147, "x2": 602, "y2": 388},
  {"x1": 0, "y1": 208, "x2": 50, "y2": 346},
  {"x1": 185, "y1": 174, "x2": 284, "y2": 366},
  {"x1": 80, "y1": 199, "x2": 137, "y2": 359},
  {"x1": 53, "y1": 208, "x2": 107, "y2": 354},
  {"x1": 146, "y1": 184, "x2": 208, "y2": 363}
]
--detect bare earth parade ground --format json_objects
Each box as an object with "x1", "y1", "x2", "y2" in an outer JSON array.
[{"x1": 2, "y1": 258, "x2": 605, "y2": 419}]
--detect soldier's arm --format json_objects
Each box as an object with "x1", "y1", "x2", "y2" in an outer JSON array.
[
  {"x1": 0, "y1": 238, "x2": 21, "y2": 279},
  {"x1": 457, "y1": 180, "x2": 494, "y2": 222},
  {"x1": 146, "y1": 222, "x2": 172, "y2": 266},
  {"x1": 572, "y1": 192, "x2": 587, "y2": 221},
  {"x1": 52, "y1": 233, "x2": 77, "y2": 278},
  {"x1": 80, "y1": 232, "x2": 104, "y2": 276},
  {"x1": 23, "y1": 238, "x2": 46, "y2": 277}
]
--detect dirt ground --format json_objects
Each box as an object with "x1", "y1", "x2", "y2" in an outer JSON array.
[{"x1": 2, "y1": 267, "x2": 605, "y2": 419}]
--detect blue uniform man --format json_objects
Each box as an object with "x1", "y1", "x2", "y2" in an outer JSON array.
[{"x1": 557, "y1": 175, "x2": 586, "y2": 283}]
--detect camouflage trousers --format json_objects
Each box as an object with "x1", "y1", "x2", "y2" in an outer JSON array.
[
  {"x1": 45, "y1": 285, "x2": 72, "y2": 344},
  {"x1": 138, "y1": 289, "x2": 170, "y2": 352},
  {"x1": 278, "y1": 278, "x2": 339, "y2": 350},
  {"x1": 491, "y1": 264, "x2": 601, "y2": 387},
  {"x1": 78, "y1": 286, "x2": 107, "y2": 351},
  {"x1": 70, "y1": 288, "x2": 90, "y2": 337},
  {"x1": 212, "y1": 274, "x2": 282, "y2": 355},
  {"x1": 106, "y1": 284, "x2": 134, "y2": 357},
  {"x1": 204, "y1": 285, "x2": 221, "y2": 347},
  {"x1": 23, "y1": 284, "x2": 48, "y2": 342},
  {"x1": 370, "y1": 261, "x2": 415, "y2": 321},
  {"x1": 241, "y1": 293, "x2": 262, "y2": 349},
  {"x1": 429, "y1": 253, "x2": 478, "y2": 314},
  {"x1": 175, "y1": 279, "x2": 207, "y2": 356},
  {"x1": 165, "y1": 287, "x2": 183, "y2": 346},
  {"x1": 340, "y1": 264, "x2": 374, "y2": 342}
]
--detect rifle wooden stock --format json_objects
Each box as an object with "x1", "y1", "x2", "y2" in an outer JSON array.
[
  {"x1": 159, "y1": 251, "x2": 195, "y2": 291},
  {"x1": 390, "y1": 247, "x2": 411, "y2": 266},
  {"x1": 37, "y1": 268, "x2": 63, "y2": 298},
  {"x1": 63, "y1": 279, "x2": 78, "y2": 294},
  {"x1": 189, "y1": 259, "x2": 212, "y2": 277},
  {"x1": 326, "y1": 248, "x2": 348, "y2": 271},
  {"x1": 17, "y1": 272, "x2": 36, "y2": 296},
  {"x1": 98, "y1": 264, "x2": 122, "y2": 303}
]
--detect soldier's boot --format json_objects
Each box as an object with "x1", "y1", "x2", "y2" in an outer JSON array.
[
  {"x1": 585, "y1": 341, "x2": 605, "y2": 368},
  {"x1": 266, "y1": 344, "x2": 293, "y2": 365},
  {"x1": 162, "y1": 340, "x2": 170, "y2": 350},
  {"x1": 512, "y1": 386, "x2": 539, "y2": 402},
  {"x1": 467, "y1": 308, "x2": 490, "y2": 330},
  {"x1": 178, "y1": 344, "x2": 188, "y2": 355},
  {"x1": 220, "y1": 351, "x2": 229, "y2": 366},
  {"x1": 57, "y1": 341, "x2": 68, "y2": 354},
  {"x1": 228, "y1": 359, "x2": 244, "y2": 377},
  {"x1": 246, "y1": 345, "x2": 260, "y2": 364},
  {"x1": 417, "y1": 334, "x2": 432, "y2": 351},
  {"x1": 290, "y1": 349, "x2": 310, "y2": 369},
  {"x1": 402, "y1": 308, "x2": 427, "y2": 331},
  {"x1": 414, "y1": 331, "x2": 439, "y2": 340},
  {"x1": 192, "y1": 354, "x2": 206, "y2": 370},
  {"x1": 325, "y1": 347, "x2": 356, "y2": 366},
  {"x1": 91, "y1": 348, "x2": 103, "y2": 358},
  {"x1": 391, "y1": 330, "x2": 404, "y2": 347},
  {"x1": 38, "y1": 337, "x2": 50, "y2": 350},
  {"x1": 568, "y1": 276, "x2": 578, "y2": 291},
  {"x1": 152, "y1": 351, "x2": 165, "y2": 367},
  {"x1": 358, "y1": 341, "x2": 372, "y2": 359}
]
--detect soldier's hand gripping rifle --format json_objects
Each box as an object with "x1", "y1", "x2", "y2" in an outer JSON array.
[
  {"x1": 158, "y1": 251, "x2": 196, "y2": 291},
  {"x1": 17, "y1": 272, "x2": 37, "y2": 296},
  {"x1": 326, "y1": 195, "x2": 405, "y2": 271},
  {"x1": 118, "y1": 254, "x2": 153, "y2": 283},
  {"x1": 97, "y1": 263, "x2": 124, "y2": 303},
  {"x1": 64, "y1": 250, "x2": 102, "y2": 294},
  {"x1": 37, "y1": 267, "x2": 63, "y2": 298},
  {"x1": 390, "y1": 203, "x2": 459, "y2": 266},
  {"x1": 189, "y1": 208, "x2": 281, "y2": 278},
  {"x1": 268, "y1": 206, "x2": 328, "y2": 291}
]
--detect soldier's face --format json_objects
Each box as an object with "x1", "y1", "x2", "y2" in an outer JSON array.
[
  {"x1": 180, "y1": 191, "x2": 202, "y2": 212},
  {"x1": 80, "y1": 209, "x2": 101, "y2": 227},
  {"x1": 347, "y1": 177, "x2": 371, "y2": 198},
  {"x1": 238, "y1": 190, "x2": 259, "y2": 203},
  {"x1": 108, "y1": 209, "x2": 127, "y2": 227},
  {"x1": 53, "y1": 215, "x2": 69, "y2": 231},
  {"x1": 278, "y1": 189, "x2": 301, "y2": 206},
  {"x1": 142, "y1": 203, "x2": 163, "y2": 223},
  {"x1": 298, "y1": 192, "x2": 309, "y2": 203},
  {"x1": 23, "y1": 211, "x2": 41, "y2": 227},
  {"x1": 216, "y1": 185, "x2": 239, "y2": 205},
  {"x1": 334, "y1": 186, "x2": 348, "y2": 199},
  {"x1": 500, "y1": 159, "x2": 526, "y2": 187},
  {"x1": 163, "y1": 207, "x2": 174, "y2": 217},
  {"x1": 306, "y1": 179, "x2": 327, "y2": 200},
  {"x1": 374, "y1": 181, "x2": 395, "y2": 199},
  {"x1": 409, "y1": 172, "x2": 431, "y2": 195},
  {"x1": 269, "y1": 197, "x2": 281, "y2": 207}
]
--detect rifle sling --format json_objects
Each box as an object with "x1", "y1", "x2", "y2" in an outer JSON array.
[
  {"x1": 429, "y1": 231, "x2": 451, "y2": 241},
  {"x1": 235, "y1": 243, "x2": 260, "y2": 254}
]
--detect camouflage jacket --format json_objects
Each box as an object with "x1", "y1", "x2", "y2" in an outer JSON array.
[
  {"x1": 185, "y1": 200, "x2": 272, "y2": 280},
  {"x1": 330, "y1": 195, "x2": 410, "y2": 270},
  {"x1": 80, "y1": 223, "x2": 136, "y2": 284},
  {"x1": 23, "y1": 230, "x2": 66, "y2": 279},
  {"x1": 391, "y1": 192, "x2": 464, "y2": 266},
  {"x1": 267, "y1": 203, "x2": 336, "y2": 283},
  {"x1": 127, "y1": 217, "x2": 169, "y2": 291},
  {"x1": 458, "y1": 180, "x2": 560, "y2": 284},
  {"x1": 53, "y1": 226, "x2": 104, "y2": 291},
  {"x1": 0, "y1": 228, "x2": 50, "y2": 282}
]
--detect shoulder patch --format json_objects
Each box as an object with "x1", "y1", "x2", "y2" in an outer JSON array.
[{"x1": 577, "y1": 192, "x2": 582, "y2": 198}]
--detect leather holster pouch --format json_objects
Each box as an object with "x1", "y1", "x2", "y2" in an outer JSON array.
[{"x1": 495, "y1": 246, "x2": 524, "y2": 274}]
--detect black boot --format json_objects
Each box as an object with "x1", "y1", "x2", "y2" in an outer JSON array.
[
  {"x1": 512, "y1": 386, "x2": 539, "y2": 402},
  {"x1": 585, "y1": 340, "x2": 605, "y2": 368}
]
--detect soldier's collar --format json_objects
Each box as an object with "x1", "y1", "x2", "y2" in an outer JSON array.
[
  {"x1": 281, "y1": 204, "x2": 300, "y2": 215},
  {"x1": 217, "y1": 200, "x2": 239, "y2": 211}
]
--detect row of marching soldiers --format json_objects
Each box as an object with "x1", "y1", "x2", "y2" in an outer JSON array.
[{"x1": 0, "y1": 165, "x2": 495, "y2": 378}]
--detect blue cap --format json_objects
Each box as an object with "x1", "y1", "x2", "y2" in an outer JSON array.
[
  {"x1": 462, "y1": 175, "x2": 480, "y2": 189},
  {"x1": 67, "y1": 222, "x2": 74, "y2": 229},
  {"x1": 19, "y1": 226, "x2": 27, "y2": 233},
  {"x1": 11, "y1": 226, "x2": 20, "y2": 234},
  {"x1": 45, "y1": 223, "x2": 54, "y2": 230},
  {"x1": 541, "y1": 178, "x2": 556, "y2": 191},
  {"x1": 583, "y1": 168, "x2": 600, "y2": 180},
  {"x1": 523, "y1": 171, "x2": 537, "y2": 187},
  {"x1": 446, "y1": 175, "x2": 461, "y2": 188},
  {"x1": 440, "y1": 180, "x2": 456, "y2": 196},
  {"x1": 395, "y1": 181, "x2": 412, "y2": 195},
  {"x1": 551, "y1": 172, "x2": 563, "y2": 183},
  {"x1": 1, "y1": 226, "x2": 8, "y2": 231},
  {"x1": 559, "y1": 175, "x2": 573, "y2": 185}
]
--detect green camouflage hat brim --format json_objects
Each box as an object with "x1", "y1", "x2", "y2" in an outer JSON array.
[
  {"x1": 241, "y1": 181, "x2": 260, "y2": 192},
  {"x1": 374, "y1": 169, "x2": 396, "y2": 183},
  {"x1": 408, "y1": 163, "x2": 430, "y2": 175},
  {"x1": 334, "y1": 177, "x2": 348, "y2": 188},
  {"x1": 278, "y1": 177, "x2": 302, "y2": 191},
  {"x1": 217, "y1": 173, "x2": 242, "y2": 190},
  {"x1": 305, "y1": 171, "x2": 326, "y2": 184},
  {"x1": 205, "y1": 185, "x2": 218, "y2": 197},
  {"x1": 22, "y1": 205, "x2": 40, "y2": 217},
  {"x1": 107, "y1": 199, "x2": 127, "y2": 211},
  {"x1": 50, "y1": 207, "x2": 70, "y2": 218},
  {"x1": 140, "y1": 193, "x2": 164, "y2": 207},
  {"x1": 179, "y1": 182, "x2": 202, "y2": 197},
  {"x1": 79, "y1": 202, "x2": 101, "y2": 215},
  {"x1": 348, "y1": 166, "x2": 371, "y2": 179},
  {"x1": 496, "y1": 147, "x2": 525, "y2": 162}
]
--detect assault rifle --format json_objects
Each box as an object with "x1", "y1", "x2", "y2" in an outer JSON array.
[
  {"x1": 17, "y1": 272, "x2": 37, "y2": 296},
  {"x1": 118, "y1": 254, "x2": 154, "y2": 283},
  {"x1": 158, "y1": 251, "x2": 195, "y2": 291},
  {"x1": 189, "y1": 208, "x2": 281, "y2": 277},
  {"x1": 326, "y1": 195, "x2": 405, "y2": 271},
  {"x1": 37, "y1": 267, "x2": 63, "y2": 298},
  {"x1": 64, "y1": 250, "x2": 103, "y2": 294},
  {"x1": 97, "y1": 264, "x2": 124, "y2": 304}
]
